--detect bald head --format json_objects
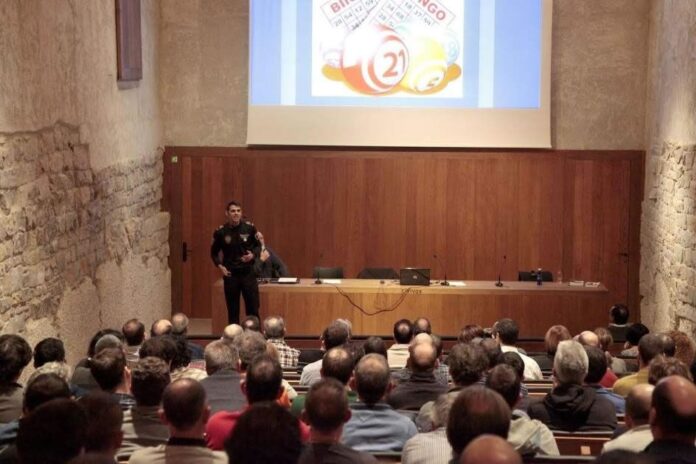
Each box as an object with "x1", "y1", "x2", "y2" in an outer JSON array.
[
  {"x1": 651, "y1": 375, "x2": 696, "y2": 442},
  {"x1": 222, "y1": 324, "x2": 243, "y2": 343},
  {"x1": 460, "y1": 435, "x2": 522, "y2": 464},
  {"x1": 625, "y1": 384, "x2": 654, "y2": 427},
  {"x1": 353, "y1": 354, "x2": 391, "y2": 405},
  {"x1": 171, "y1": 313, "x2": 189, "y2": 335},
  {"x1": 577, "y1": 331, "x2": 599, "y2": 347},
  {"x1": 409, "y1": 340, "x2": 437, "y2": 373},
  {"x1": 151, "y1": 319, "x2": 172, "y2": 337}
]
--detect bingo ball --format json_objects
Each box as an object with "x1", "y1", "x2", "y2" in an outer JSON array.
[
  {"x1": 320, "y1": 29, "x2": 348, "y2": 69},
  {"x1": 398, "y1": 35, "x2": 448, "y2": 93},
  {"x1": 341, "y1": 25, "x2": 410, "y2": 94},
  {"x1": 432, "y1": 26, "x2": 460, "y2": 66}
]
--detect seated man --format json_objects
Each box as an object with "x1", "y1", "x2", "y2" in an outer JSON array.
[
  {"x1": 493, "y1": 319, "x2": 543, "y2": 380},
  {"x1": 80, "y1": 391, "x2": 124, "y2": 460},
  {"x1": 341, "y1": 354, "x2": 417, "y2": 452},
  {"x1": 614, "y1": 333, "x2": 665, "y2": 396},
  {"x1": 642, "y1": 375, "x2": 696, "y2": 464},
  {"x1": 171, "y1": 312, "x2": 205, "y2": 361},
  {"x1": 528, "y1": 340, "x2": 617, "y2": 431},
  {"x1": 253, "y1": 232, "x2": 290, "y2": 279},
  {"x1": 486, "y1": 364, "x2": 559, "y2": 456},
  {"x1": 0, "y1": 335, "x2": 32, "y2": 424},
  {"x1": 387, "y1": 336, "x2": 447, "y2": 411},
  {"x1": 263, "y1": 316, "x2": 300, "y2": 368},
  {"x1": 621, "y1": 323, "x2": 650, "y2": 358},
  {"x1": 584, "y1": 346, "x2": 626, "y2": 414},
  {"x1": 387, "y1": 319, "x2": 413, "y2": 369},
  {"x1": 402, "y1": 393, "x2": 456, "y2": 464},
  {"x1": 300, "y1": 321, "x2": 350, "y2": 386},
  {"x1": 89, "y1": 347, "x2": 136, "y2": 410},
  {"x1": 608, "y1": 304, "x2": 631, "y2": 343},
  {"x1": 532, "y1": 325, "x2": 571, "y2": 371},
  {"x1": 299, "y1": 378, "x2": 377, "y2": 464},
  {"x1": 117, "y1": 357, "x2": 170, "y2": 460},
  {"x1": 447, "y1": 386, "x2": 511, "y2": 462},
  {"x1": 199, "y1": 341, "x2": 245, "y2": 414},
  {"x1": 460, "y1": 435, "x2": 523, "y2": 464},
  {"x1": 206, "y1": 354, "x2": 309, "y2": 450},
  {"x1": 128, "y1": 379, "x2": 227, "y2": 463},
  {"x1": 122, "y1": 319, "x2": 146, "y2": 366},
  {"x1": 602, "y1": 384, "x2": 654, "y2": 453}
]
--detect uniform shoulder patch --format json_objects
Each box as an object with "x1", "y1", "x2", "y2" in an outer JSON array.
[{"x1": 245, "y1": 221, "x2": 254, "y2": 226}]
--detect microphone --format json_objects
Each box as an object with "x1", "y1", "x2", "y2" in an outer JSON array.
[
  {"x1": 495, "y1": 255, "x2": 507, "y2": 287},
  {"x1": 314, "y1": 252, "x2": 324, "y2": 285},
  {"x1": 433, "y1": 254, "x2": 450, "y2": 286}
]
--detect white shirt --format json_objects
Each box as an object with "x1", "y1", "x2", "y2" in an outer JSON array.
[
  {"x1": 602, "y1": 424, "x2": 653, "y2": 453},
  {"x1": 501, "y1": 345, "x2": 544, "y2": 380}
]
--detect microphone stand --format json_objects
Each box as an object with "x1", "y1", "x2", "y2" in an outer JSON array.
[
  {"x1": 495, "y1": 255, "x2": 507, "y2": 287},
  {"x1": 433, "y1": 254, "x2": 450, "y2": 286}
]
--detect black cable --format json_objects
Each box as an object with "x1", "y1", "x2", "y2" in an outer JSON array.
[{"x1": 331, "y1": 284, "x2": 417, "y2": 316}]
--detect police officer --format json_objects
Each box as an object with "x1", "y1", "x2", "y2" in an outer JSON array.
[{"x1": 210, "y1": 201, "x2": 261, "y2": 324}]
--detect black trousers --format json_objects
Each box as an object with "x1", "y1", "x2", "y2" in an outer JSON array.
[{"x1": 223, "y1": 268, "x2": 260, "y2": 324}]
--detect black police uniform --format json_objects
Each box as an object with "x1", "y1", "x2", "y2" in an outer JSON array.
[{"x1": 210, "y1": 221, "x2": 260, "y2": 324}]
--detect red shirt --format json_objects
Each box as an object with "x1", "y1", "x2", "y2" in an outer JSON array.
[
  {"x1": 600, "y1": 369, "x2": 618, "y2": 388},
  {"x1": 205, "y1": 407, "x2": 311, "y2": 450}
]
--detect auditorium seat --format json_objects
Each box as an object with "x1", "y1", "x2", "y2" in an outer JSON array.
[
  {"x1": 371, "y1": 452, "x2": 402, "y2": 463},
  {"x1": 312, "y1": 266, "x2": 345, "y2": 279},
  {"x1": 552, "y1": 431, "x2": 613, "y2": 456},
  {"x1": 357, "y1": 267, "x2": 399, "y2": 279}
]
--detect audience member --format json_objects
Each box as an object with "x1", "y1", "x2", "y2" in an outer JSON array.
[
  {"x1": 28, "y1": 360, "x2": 72, "y2": 388},
  {"x1": 387, "y1": 319, "x2": 414, "y2": 369},
  {"x1": 596, "y1": 450, "x2": 656, "y2": 464},
  {"x1": 613, "y1": 333, "x2": 664, "y2": 396},
  {"x1": 391, "y1": 333, "x2": 448, "y2": 387},
  {"x1": 301, "y1": 321, "x2": 350, "y2": 386},
  {"x1": 171, "y1": 313, "x2": 204, "y2": 361},
  {"x1": 666, "y1": 330, "x2": 696, "y2": 367},
  {"x1": 387, "y1": 337, "x2": 447, "y2": 411},
  {"x1": 602, "y1": 384, "x2": 654, "y2": 453},
  {"x1": 493, "y1": 319, "x2": 543, "y2": 380},
  {"x1": 32, "y1": 337, "x2": 65, "y2": 368},
  {"x1": 206, "y1": 354, "x2": 309, "y2": 450},
  {"x1": 292, "y1": 346, "x2": 356, "y2": 419},
  {"x1": 621, "y1": 323, "x2": 649, "y2": 357},
  {"x1": 224, "y1": 402, "x2": 302, "y2": 464},
  {"x1": 263, "y1": 316, "x2": 300, "y2": 368},
  {"x1": 0, "y1": 335, "x2": 32, "y2": 424},
  {"x1": 402, "y1": 393, "x2": 455, "y2": 464},
  {"x1": 80, "y1": 392, "x2": 124, "y2": 460},
  {"x1": 299, "y1": 378, "x2": 377, "y2": 464},
  {"x1": 479, "y1": 338, "x2": 503, "y2": 371},
  {"x1": 577, "y1": 330, "x2": 600, "y2": 347},
  {"x1": 342, "y1": 354, "x2": 417, "y2": 452},
  {"x1": 642, "y1": 375, "x2": 696, "y2": 464},
  {"x1": 656, "y1": 333, "x2": 676, "y2": 358},
  {"x1": 0, "y1": 373, "x2": 71, "y2": 459},
  {"x1": 413, "y1": 317, "x2": 432, "y2": 335},
  {"x1": 532, "y1": 325, "x2": 571, "y2": 371},
  {"x1": 528, "y1": 340, "x2": 616, "y2": 431},
  {"x1": 139, "y1": 335, "x2": 177, "y2": 366},
  {"x1": 595, "y1": 327, "x2": 627, "y2": 376},
  {"x1": 362, "y1": 336, "x2": 388, "y2": 358},
  {"x1": 128, "y1": 379, "x2": 227, "y2": 464},
  {"x1": 264, "y1": 342, "x2": 298, "y2": 407},
  {"x1": 221, "y1": 324, "x2": 243, "y2": 344},
  {"x1": 430, "y1": 334, "x2": 451, "y2": 385},
  {"x1": 486, "y1": 364, "x2": 558, "y2": 456},
  {"x1": 460, "y1": 435, "x2": 523, "y2": 464},
  {"x1": 648, "y1": 355, "x2": 693, "y2": 384},
  {"x1": 608, "y1": 304, "x2": 631, "y2": 343},
  {"x1": 122, "y1": 319, "x2": 146, "y2": 366},
  {"x1": 168, "y1": 335, "x2": 207, "y2": 382},
  {"x1": 199, "y1": 340, "x2": 245, "y2": 415},
  {"x1": 500, "y1": 351, "x2": 530, "y2": 411},
  {"x1": 150, "y1": 319, "x2": 172, "y2": 338},
  {"x1": 117, "y1": 357, "x2": 170, "y2": 460},
  {"x1": 89, "y1": 347, "x2": 136, "y2": 410},
  {"x1": 16, "y1": 398, "x2": 87, "y2": 464},
  {"x1": 242, "y1": 315, "x2": 261, "y2": 332},
  {"x1": 584, "y1": 346, "x2": 626, "y2": 414},
  {"x1": 447, "y1": 386, "x2": 511, "y2": 462},
  {"x1": 416, "y1": 342, "x2": 489, "y2": 431},
  {"x1": 457, "y1": 324, "x2": 484, "y2": 345}
]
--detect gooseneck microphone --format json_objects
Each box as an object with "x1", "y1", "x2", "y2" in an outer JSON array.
[
  {"x1": 495, "y1": 255, "x2": 507, "y2": 287},
  {"x1": 314, "y1": 252, "x2": 324, "y2": 285},
  {"x1": 433, "y1": 254, "x2": 450, "y2": 286}
]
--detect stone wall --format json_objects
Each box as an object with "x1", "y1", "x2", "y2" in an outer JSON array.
[
  {"x1": 640, "y1": 1, "x2": 696, "y2": 336},
  {"x1": 0, "y1": 0, "x2": 170, "y2": 367},
  {"x1": 159, "y1": 0, "x2": 650, "y2": 149}
]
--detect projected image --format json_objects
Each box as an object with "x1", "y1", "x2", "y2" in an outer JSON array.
[{"x1": 313, "y1": 0, "x2": 464, "y2": 97}]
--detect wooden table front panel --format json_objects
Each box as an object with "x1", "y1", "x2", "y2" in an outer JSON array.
[{"x1": 212, "y1": 279, "x2": 609, "y2": 337}]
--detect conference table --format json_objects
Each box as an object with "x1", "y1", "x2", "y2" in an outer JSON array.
[{"x1": 211, "y1": 279, "x2": 610, "y2": 337}]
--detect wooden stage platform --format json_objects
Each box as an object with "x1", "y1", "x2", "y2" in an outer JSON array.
[{"x1": 211, "y1": 279, "x2": 610, "y2": 337}]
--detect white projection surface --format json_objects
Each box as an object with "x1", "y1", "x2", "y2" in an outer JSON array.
[{"x1": 247, "y1": 0, "x2": 552, "y2": 148}]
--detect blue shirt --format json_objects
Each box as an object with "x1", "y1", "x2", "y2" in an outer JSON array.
[
  {"x1": 592, "y1": 385, "x2": 626, "y2": 414},
  {"x1": 342, "y1": 402, "x2": 417, "y2": 452}
]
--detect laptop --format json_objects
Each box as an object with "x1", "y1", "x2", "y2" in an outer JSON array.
[{"x1": 399, "y1": 268, "x2": 431, "y2": 286}]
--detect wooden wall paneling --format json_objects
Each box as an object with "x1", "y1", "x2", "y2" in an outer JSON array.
[
  {"x1": 180, "y1": 156, "x2": 193, "y2": 315},
  {"x1": 189, "y1": 158, "x2": 207, "y2": 318},
  {"x1": 163, "y1": 151, "x2": 183, "y2": 313},
  {"x1": 445, "y1": 159, "x2": 477, "y2": 279},
  {"x1": 628, "y1": 156, "x2": 645, "y2": 318},
  {"x1": 516, "y1": 157, "x2": 565, "y2": 279},
  {"x1": 332, "y1": 158, "x2": 368, "y2": 278}
]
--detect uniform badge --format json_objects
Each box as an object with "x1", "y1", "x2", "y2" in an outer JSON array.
[
  {"x1": 224, "y1": 235, "x2": 232, "y2": 244},
  {"x1": 240, "y1": 233, "x2": 249, "y2": 242}
]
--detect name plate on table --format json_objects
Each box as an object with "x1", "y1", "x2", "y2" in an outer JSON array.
[{"x1": 277, "y1": 277, "x2": 299, "y2": 284}]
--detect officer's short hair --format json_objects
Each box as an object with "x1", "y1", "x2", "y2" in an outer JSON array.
[{"x1": 227, "y1": 200, "x2": 242, "y2": 210}]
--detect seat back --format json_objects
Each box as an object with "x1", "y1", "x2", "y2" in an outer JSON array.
[
  {"x1": 357, "y1": 267, "x2": 399, "y2": 279},
  {"x1": 312, "y1": 266, "x2": 344, "y2": 279},
  {"x1": 552, "y1": 431, "x2": 613, "y2": 456}
]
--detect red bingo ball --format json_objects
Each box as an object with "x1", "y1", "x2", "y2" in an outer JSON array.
[{"x1": 341, "y1": 24, "x2": 410, "y2": 94}]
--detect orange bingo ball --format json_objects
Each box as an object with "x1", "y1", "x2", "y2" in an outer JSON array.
[{"x1": 341, "y1": 25, "x2": 410, "y2": 94}]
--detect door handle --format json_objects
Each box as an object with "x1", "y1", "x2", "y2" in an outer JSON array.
[{"x1": 183, "y1": 242, "x2": 192, "y2": 262}]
